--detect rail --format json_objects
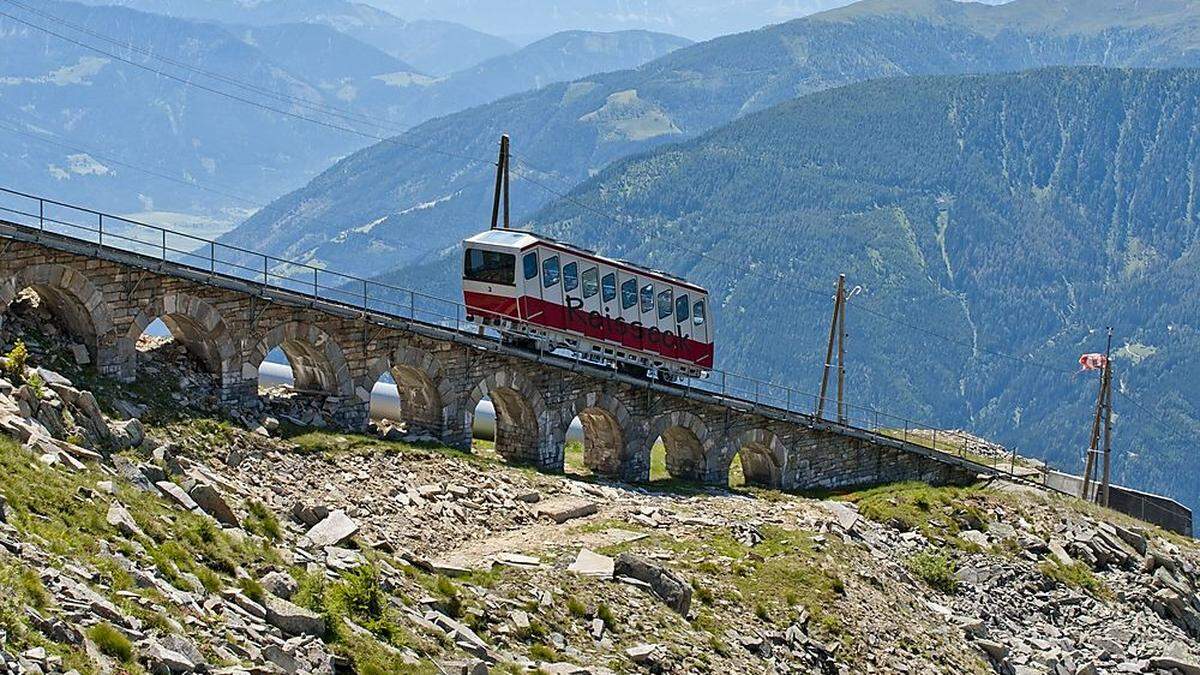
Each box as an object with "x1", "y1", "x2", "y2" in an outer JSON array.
[{"x1": 0, "y1": 186, "x2": 1190, "y2": 531}]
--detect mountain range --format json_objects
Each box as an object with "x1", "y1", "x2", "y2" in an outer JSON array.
[
  {"x1": 223, "y1": 0, "x2": 1200, "y2": 278},
  {"x1": 0, "y1": 0, "x2": 688, "y2": 237}
]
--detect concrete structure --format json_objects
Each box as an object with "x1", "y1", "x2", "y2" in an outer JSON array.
[{"x1": 0, "y1": 218, "x2": 997, "y2": 493}]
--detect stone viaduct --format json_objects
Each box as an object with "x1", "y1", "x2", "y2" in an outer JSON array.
[{"x1": 0, "y1": 218, "x2": 986, "y2": 492}]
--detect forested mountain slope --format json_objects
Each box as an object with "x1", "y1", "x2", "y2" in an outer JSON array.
[
  {"x1": 223, "y1": 0, "x2": 1200, "y2": 278},
  {"x1": 512, "y1": 67, "x2": 1200, "y2": 513}
]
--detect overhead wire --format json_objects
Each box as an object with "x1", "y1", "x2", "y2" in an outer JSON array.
[{"x1": 0, "y1": 0, "x2": 415, "y2": 138}]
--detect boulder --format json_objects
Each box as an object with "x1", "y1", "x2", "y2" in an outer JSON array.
[
  {"x1": 106, "y1": 502, "x2": 144, "y2": 538},
  {"x1": 188, "y1": 484, "x2": 239, "y2": 527},
  {"x1": 303, "y1": 510, "x2": 358, "y2": 548},
  {"x1": 154, "y1": 481, "x2": 201, "y2": 513},
  {"x1": 145, "y1": 640, "x2": 194, "y2": 674},
  {"x1": 614, "y1": 553, "x2": 692, "y2": 615},
  {"x1": 534, "y1": 497, "x2": 598, "y2": 524},
  {"x1": 291, "y1": 501, "x2": 329, "y2": 527},
  {"x1": 568, "y1": 549, "x2": 614, "y2": 578},
  {"x1": 261, "y1": 571, "x2": 299, "y2": 600},
  {"x1": 264, "y1": 596, "x2": 325, "y2": 636},
  {"x1": 109, "y1": 418, "x2": 145, "y2": 449}
]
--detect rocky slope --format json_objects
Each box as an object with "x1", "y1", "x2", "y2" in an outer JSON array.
[{"x1": 0, "y1": 294, "x2": 1197, "y2": 673}]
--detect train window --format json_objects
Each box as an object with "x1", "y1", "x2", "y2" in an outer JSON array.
[
  {"x1": 542, "y1": 255, "x2": 560, "y2": 287},
  {"x1": 602, "y1": 273, "x2": 617, "y2": 302},
  {"x1": 640, "y1": 284, "x2": 654, "y2": 313},
  {"x1": 523, "y1": 252, "x2": 538, "y2": 280},
  {"x1": 657, "y1": 288, "x2": 672, "y2": 319},
  {"x1": 675, "y1": 293, "x2": 689, "y2": 323},
  {"x1": 581, "y1": 266, "x2": 599, "y2": 298},
  {"x1": 563, "y1": 262, "x2": 578, "y2": 292},
  {"x1": 463, "y1": 248, "x2": 515, "y2": 285},
  {"x1": 621, "y1": 279, "x2": 637, "y2": 309},
  {"x1": 693, "y1": 300, "x2": 706, "y2": 326}
]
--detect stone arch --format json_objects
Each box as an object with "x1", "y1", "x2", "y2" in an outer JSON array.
[
  {"x1": 247, "y1": 321, "x2": 353, "y2": 396},
  {"x1": 647, "y1": 411, "x2": 712, "y2": 482},
  {"x1": 0, "y1": 264, "x2": 114, "y2": 356},
  {"x1": 122, "y1": 292, "x2": 236, "y2": 377},
  {"x1": 562, "y1": 392, "x2": 632, "y2": 476},
  {"x1": 465, "y1": 369, "x2": 547, "y2": 464},
  {"x1": 362, "y1": 345, "x2": 454, "y2": 437},
  {"x1": 726, "y1": 429, "x2": 787, "y2": 489}
]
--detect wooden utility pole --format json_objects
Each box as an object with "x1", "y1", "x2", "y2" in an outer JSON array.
[
  {"x1": 1080, "y1": 328, "x2": 1114, "y2": 505},
  {"x1": 817, "y1": 275, "x2": 846, "y2": 422},
  {"x1": 490, "y1": 134, "x2": 511, "y2": 230}
]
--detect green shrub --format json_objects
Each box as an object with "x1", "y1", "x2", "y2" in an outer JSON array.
[
  {"x1": 24, "y1": 372, "x2": 46, "y2": 400},
  {"x1": 1039, "y1": 560, "x2": 1112, "y2": 599},
  {"x1": 907, "y1": 549, "x2": 958, "y2": 594},
  {"x1": 597, "y1": 603, "x2": 616, "y2": 629},
  {"x1": 529, "y1": 644, "x2": 558, "y2": 662},
  {"x1": 244, "y1": 501, "x2": 282, "y2": 541},
  {"x1": 2, "y1": 341, "x2": 28, "y2": 382},
  {"x1": 196, "y1": 566, "x2": 222, "y2": 594},
  {"x1": 566, "y1": 597, "x2": 587, "y2": 618},
  {"x1": 88, "y1": 622, "x2": 133, "y2": 662},
  {"x1": 238, "y1": 577, "x2": 265, "y2": 604},
  {"x1": 330, "y1": 566, "x2": 386, "y2": 622}
]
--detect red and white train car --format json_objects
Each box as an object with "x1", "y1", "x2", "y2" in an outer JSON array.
[{"x1": 461, "y1": 229, "x2": 713, "y2": 378}]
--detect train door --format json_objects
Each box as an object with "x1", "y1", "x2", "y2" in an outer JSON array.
[
  {"x1": 576, "y1": 262, "x2": 603, "y2": 339},
  {"x1": 690, "y1": 295, "x2": 709, "y2": 347},
  {"x1": 599, "y1": 267, "x2": 618, "y2": 335},
  {"x1": 518, "y1": 248, "x2": 541, "y2": 321},
  {"x1": 539, "y1": 247, "x2": 563, "y2": 328}
]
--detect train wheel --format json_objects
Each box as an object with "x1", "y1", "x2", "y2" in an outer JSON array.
[{"x1": 617, "y1": 362, "x2": 649, "y2": 379}]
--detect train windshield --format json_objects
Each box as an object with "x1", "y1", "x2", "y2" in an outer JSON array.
[{"x1": 463, "y1": 248, "x2": 515, "y2": 285}]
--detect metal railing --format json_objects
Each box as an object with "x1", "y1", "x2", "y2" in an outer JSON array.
[{"x1": 0, "y1": 188, "x2": 1137, "y2": 482}]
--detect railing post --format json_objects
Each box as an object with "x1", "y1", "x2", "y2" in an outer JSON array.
[
  {"x1": 98, "y1": 213, "x2": 103, "y2": 245},
  {"x1": 210, "y1": 242, "x2": 215, "y2": 273},
  {"x1": 410, "y1": 291, "x2": 415, "y2": 320},
  {"x1": 313, "y1": 268, "x2": 319, "y2": 297},
  {"x1": 263, "y1": 257, "x2": 268, "y2": 285},
  {"x1": 161, "y1": 229, "x2": 166, "y2": 260},
  {"x1": 38, "y1": 199, "x2": 44, "y2": 230},
  {"x1": 362, "y1": 280, "x2": 368, "y2": 309}
]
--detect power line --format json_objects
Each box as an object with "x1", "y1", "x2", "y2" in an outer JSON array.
[
  {"x1": 0, "y1": 8, "x2": 494, "y2": 170},
  {"x1": 0, "y1": 0, "x2": 415, "y2": 138}
]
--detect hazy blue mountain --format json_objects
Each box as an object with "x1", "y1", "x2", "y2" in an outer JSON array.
[
  {"x1": 375, "y1": 67, "x2": 1200, "y2": 514},
  {"x1": 363, "y1": 0, "x2": 859, "y2": 40},
  {"x1": 0, "y1": 2, "x2": 687, "y2": 237},
  {"x1": 381, "y1": 30, "x2": 692, "y2": 128},
  {"x1": 224, "y1": 0, "x2": 1200, "y2": 278},
  {"x1": 0, "y1": 0, "x2": 387, "y2": 236},
  {"x1": 70, "y1": 0, "x2": 516, "y2": 75}
]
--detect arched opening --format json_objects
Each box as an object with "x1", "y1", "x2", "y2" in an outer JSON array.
[
  {"x1": 644, "y1": 412, "x2": 709, "y2": 484},
  {"x1": 466, "y1": 372, "x2": 543, "y2": 465},
  {"x1": 369, "y1": 367, "x2": 445, "y2": 440},
  {"x1": 563, "y1": 406, "x2": 625, "y2": 477},
  {"x1": 249, "y1": 322, "x2": 353, "y2": 426},
  {"x1": 1, "y1": 265, "x2": 112, "y2": 366},
  {"x1": 728, "y1": 435, "x2": 783, "y2": 489},
  {"x1": 124, "y1": 294, "x2": 234, "y2": 388}
]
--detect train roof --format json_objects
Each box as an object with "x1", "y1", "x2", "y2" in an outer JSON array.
[{"x1": 463, "y1": 228, "x2": 705, "y2": 293}]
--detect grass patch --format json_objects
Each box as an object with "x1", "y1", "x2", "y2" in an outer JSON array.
[
  {"x1": 840, "y1": 481, "x2": 988, "y2": 549},
  {"x1": 88, "y1": 622, "x2": 133, "y2": 662},
  {"x1": 244, "y1": 500, "x2": 283, "y2": 541},
  {"x1": 906, "y1": 549, "x2": 958, "y2": 594},
  {"x1": 1039, "y1": 560, "x2": 1112, "y2": 600}
]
